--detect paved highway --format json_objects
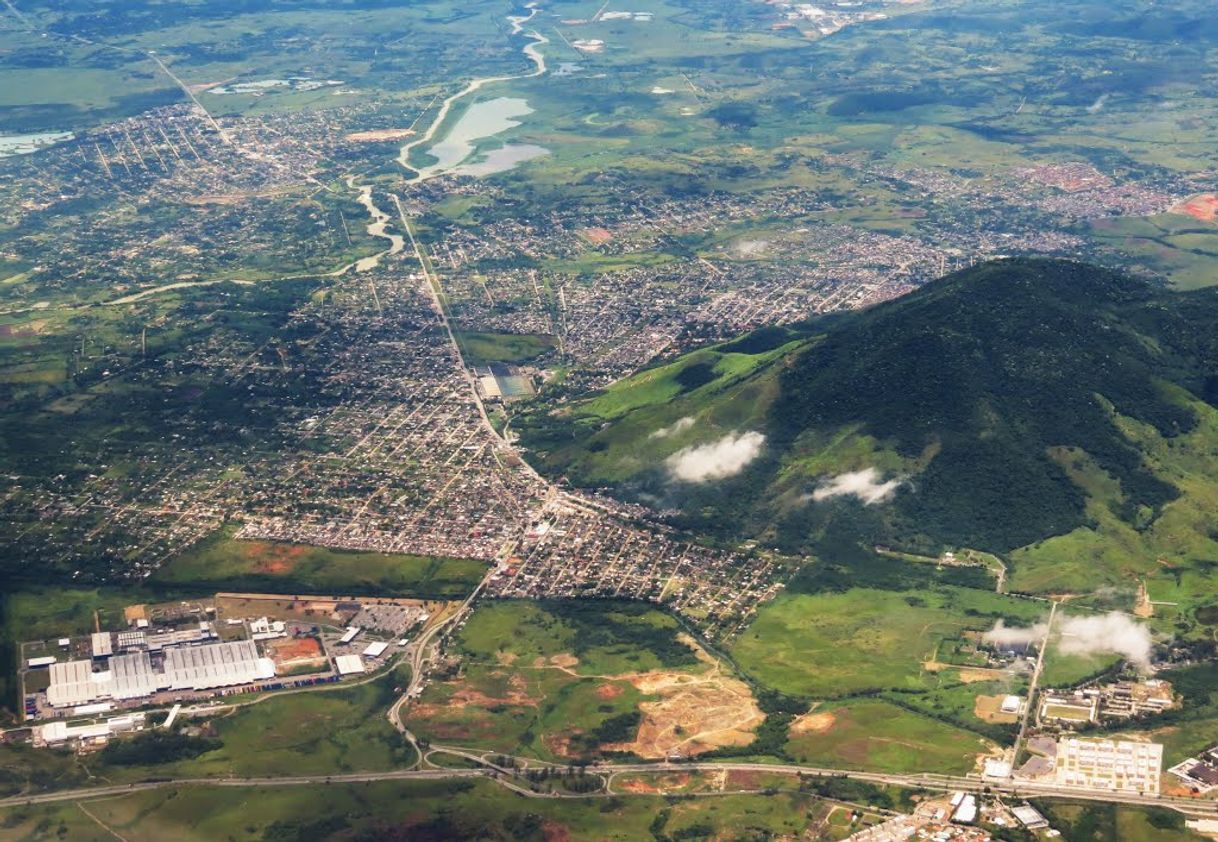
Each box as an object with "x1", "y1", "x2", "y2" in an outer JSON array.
[{"x1": 6, "y1": 752, "x2": 1218, "y2": 816}]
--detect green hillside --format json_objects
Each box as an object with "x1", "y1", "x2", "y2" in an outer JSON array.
[{"x1": 519, "y1": 259, "x2": 1218, "y2": 603}]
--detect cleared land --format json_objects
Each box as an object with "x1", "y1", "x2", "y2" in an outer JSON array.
[
  {"x1": 406, "y1": 600, "x2": 762, "y2": 761},
  {"x1": 973, "y1": 694, "x2": 1020, "y2": 725}
]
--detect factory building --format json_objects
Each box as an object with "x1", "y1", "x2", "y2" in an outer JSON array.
[
  {"x1": 37, "y1": 713, "x2": 145, "y2": 746},
  {"x1": 45, "y1": 639, "x2": 275, "y2": 708}
]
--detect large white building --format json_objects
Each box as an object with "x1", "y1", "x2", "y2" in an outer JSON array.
[
  {"x1": 1055, "y1": 738, "x2": 1163, "y2": 795},
  {"x1": 38, "y1": 713, "x2": 144, "y2": 745},
  {"x1": 334, "y1": 654, "x2": 365, "y2": 676},
  {"x1": 45, "y1": 640, "x2": 274, "y2": 708}
]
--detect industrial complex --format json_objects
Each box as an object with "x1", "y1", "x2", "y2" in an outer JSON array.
[
  {"x1": 18, "y1": 592, "x2": 441, "y2": 749},
  {"x1": 44, "y1": 638, "x2": 275, "y2": 708}
]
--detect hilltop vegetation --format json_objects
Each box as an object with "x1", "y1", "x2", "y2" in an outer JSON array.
[{"x1": 520, "y1": 258, "x2": 1218, "y2": 601}]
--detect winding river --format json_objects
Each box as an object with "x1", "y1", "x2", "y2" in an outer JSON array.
[
  {"x1": 348, "y1": 178, "x2": 406, "y2": 272},
  {"x1": 397, "y1": 3, "x2": 548, "y2": 181}
]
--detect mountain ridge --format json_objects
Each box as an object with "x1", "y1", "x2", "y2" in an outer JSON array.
[{"x1": 519, "y1": 258, "x2": 1218, "y2": 587}]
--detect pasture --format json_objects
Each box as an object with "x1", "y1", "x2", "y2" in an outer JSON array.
[{"x1": 730, "y1": 587, "x2": 1044, "y2": 697}]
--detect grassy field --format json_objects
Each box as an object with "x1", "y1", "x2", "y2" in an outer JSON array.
[
  {"x1": 881, "y1": 677, "x2": 1029, "y2": 743},
  {"x1": 1034, "y1": 800, "x2": 1207, "y2": 842},
  {"x1": 456, "y1": 331, "x2": 556, "y2": 365},
  {"x1": 157, "y1": 666, "x2": 415, "y2": 778},
  {"x1": 1039, "y1": 645, "x2": 1121, "y2": 690},
  {"x1": 0, "y1": 777, "x2": 906, "y2": 841},
  {"x1": 786, "y1": 699, "x2": 991, "y2": 776},
  {"x1": 155, "y1": 527, "x2": 486, "y2": 598},
  {"x1": 1088, "y1": 215, "x2": 1218, "y2": 292},
  {"x1": 730, "y1": 587, "x2": 1044, "y2": 698}
]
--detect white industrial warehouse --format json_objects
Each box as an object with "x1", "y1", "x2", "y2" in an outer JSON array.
[{"x1": 45, "y1": 640, "x2": 275, "y2": 708}]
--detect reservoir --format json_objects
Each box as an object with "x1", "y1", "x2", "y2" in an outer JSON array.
[
  {"x1": 453, "y1": 143, "x2": 549, "y2": 177},
  {"x1": 0, "y1": 131, "x2": 73, "y2": 158},
  {"x1": 415, "y1": 97, "x2": 545, "y2": 178}
]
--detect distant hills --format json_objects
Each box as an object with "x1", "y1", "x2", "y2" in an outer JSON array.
[{"x1": 519, "y1": 259, "x2": 1218, "y2": 594}]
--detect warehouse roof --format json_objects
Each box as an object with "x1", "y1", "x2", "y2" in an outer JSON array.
[
  {"x1": 45, "y1": 640, "x2": 277, "y2": 707},
  {"x1": 335, "y1": 654, "x2": 365, "y2": 675}
]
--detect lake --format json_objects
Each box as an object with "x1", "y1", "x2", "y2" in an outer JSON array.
[
  {"x1": 417, "y1": 97, "x2": 546, "y2": 178},
  {"x1": 452, "y1": 143, "x2": 550, "y2": 177},
  {"x1": 0, "y1": 131, "x2": 73, "y2": 158}
]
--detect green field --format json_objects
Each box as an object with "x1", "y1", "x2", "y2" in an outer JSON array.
[
  {"x1": 452, "y1": 600, "x2": 699, "y2": 675},
  {"x1": 455, "y1": 331, "x2": 556, "y2": 365},
  {"x1": 786, "y1": 700, "x2": 991, "y2": 776},
  {"x1": 0, "y1": 777, "x2": 907, "y2": 841},
  {"x1": 730, "y1": 587, "x2": 1044, "y2": 697},
  {"x1": 157, "y1": 666, "x2": 415, "y2": 779},
  {"x1": 155, "y1": 527, "x2": 487, "y2": 598},
  {"x1": 1034, "y1": 800, "x2": 1207, "y2": 842},
  {"x1": 1039, "y1": 646, "x2": 1121, "y2": 690}
]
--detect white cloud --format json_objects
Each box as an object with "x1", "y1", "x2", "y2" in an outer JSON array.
[
  {"x1": 982, "y1": 619, "x2": 1048, "y2": 649},
  {"x1": 809, "y1": 468, "x2": 904, "y2": 506},
  {"x1": 666, "y1": 431, "x2": 765, "y2": 483},
  {"x1": 982, "y1": 612, "x2": 1154, "y2": 673},
  {"x1": 1057, "y1": 612, "x2": 1154, "y2": 672},
  {"x1": 650, "y1": 416, "x2": 696, "y2": 439}
]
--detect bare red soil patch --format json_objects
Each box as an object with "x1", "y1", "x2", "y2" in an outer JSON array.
[
  {"x1": 580, "y1": 227, "x2": 613, "y2": 245},
  {"x1": 595, "y1": 683, "x2": 624, "y2": 700},
  {"x1": 266, "y1": 635, "x2": 323, "y2": 666},
  {"x1": 245, "y1": 541, "x2": 309, "y2": 575},
  {"x1": 1174, "y1": 194, "x2": 1218, "y2": 223}
]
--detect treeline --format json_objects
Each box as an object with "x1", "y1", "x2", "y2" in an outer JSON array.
[
  {"x1": 1031, "y1": 799, "x2": 1185, "y2": 841},
  {"x1": 99, "y1": 730, "x2": 220, "y2": 766},
  {"x1": 540, "y1": 600, "x2": 700, "y2": 669}
]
